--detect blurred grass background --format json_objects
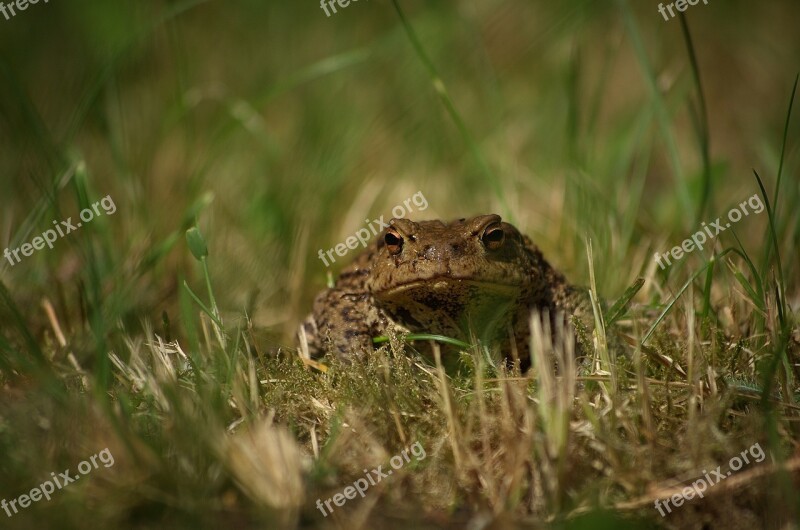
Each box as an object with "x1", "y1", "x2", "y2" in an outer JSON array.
[
  {"x1": 2, "y1": 0, "x2": 798, "y2": 334},
  {"x1": 0, "y1": 0, "x2": 799, "y2": 528}
]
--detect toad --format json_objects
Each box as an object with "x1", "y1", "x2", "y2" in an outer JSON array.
[{"x1": 299, "y1": 214, "x2": 592, "y2": 364}]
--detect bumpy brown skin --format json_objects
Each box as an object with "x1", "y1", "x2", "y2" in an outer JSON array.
[{"x1": 299, "y1": 214, "x2": 591, "y2": 364}]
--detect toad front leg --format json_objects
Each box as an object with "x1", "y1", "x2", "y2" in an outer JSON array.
[{"x1": 299, "y1": 287, "x2": 384, "y2": 360}]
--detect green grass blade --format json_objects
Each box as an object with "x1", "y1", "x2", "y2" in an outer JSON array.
[
  {"x1": 390, "y1": 0, "x2": 510, "y2": 220},
  {"x1": 604, "y1": 277, "x2": 644, "y2": 326},
  {"x1": 617, "y1": 0, "x2": 692, "y2": 219},
  {"x1": 373, "y1": 333, "x2": 472, "y2": 350},
  {"x1": 182, "y1": 281, "x2": 224, "y2": 329},
  {"x1": 678, "y1": 13, "x2": 712, "y2": 224},
  {"x1": 760, "y1": 74, "x2": 798, "y2": 276},
  {"x1": 752, "y1": 170, "x2": 786, "y2": 328},
  {"x1": 771, "y1": 73, "x2": 798, "y2": 219},
  {"x1": 643, "y1": 248, "x2": 745, "y2": 344}
]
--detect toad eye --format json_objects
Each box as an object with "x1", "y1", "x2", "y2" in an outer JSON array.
[
  {"x1": 384, "y1": 229, "x2": 404, "y2": 255},
  {"x1": 481, "y1": 223, "x2": 505, "y2": 250}
]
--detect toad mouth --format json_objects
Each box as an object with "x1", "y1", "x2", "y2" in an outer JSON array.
[{"x1": 376, "y1": 277, "x2": 521, "y2": 297}]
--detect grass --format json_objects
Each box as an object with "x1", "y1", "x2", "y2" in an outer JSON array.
[{"x1": 0, "y1": 0, "x2": 799, "y2": 528}]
